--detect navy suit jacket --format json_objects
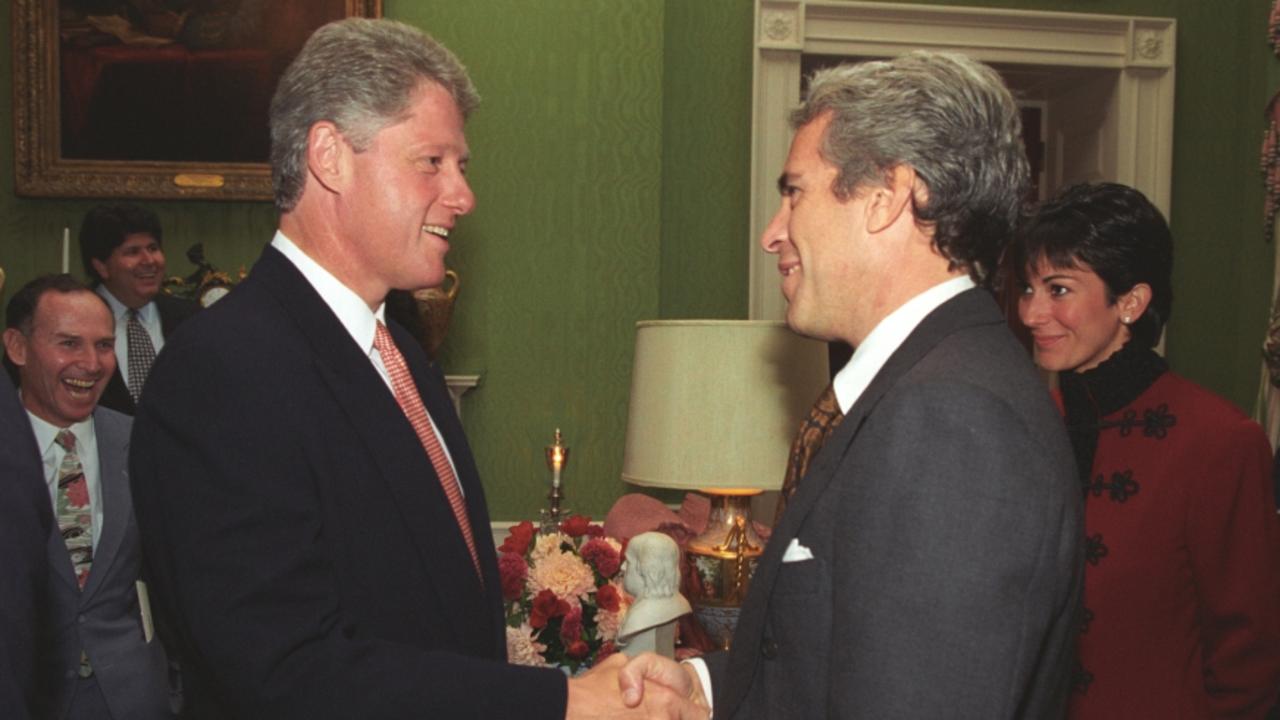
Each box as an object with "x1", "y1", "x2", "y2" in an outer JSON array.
[
  {"x1": 39, "y1": 406, "x2": 171, "y2": 719},
  {"x1": 130, "y1": 245, "x2": 566, "y2": 720},
  {"x1": 0, "y1": 373, "x2": 51, "y2": 720},
  {"x1": 98, "y1": 293, "x2": 198, "y2": 416},
  {"x1": 707, "y1": 289, "x2": 1083, "y2": 719}
]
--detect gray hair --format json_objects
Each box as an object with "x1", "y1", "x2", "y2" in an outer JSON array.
[
  {"x1": 792, "y1": 51, "x2": 1028, "y2": 283},
  {"x1": 269, "y1": 18, "x2": 480, "y2": 212}
]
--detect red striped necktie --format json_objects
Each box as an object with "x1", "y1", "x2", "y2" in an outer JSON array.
[{"x1": 373, "y1": 321, "x2": 482, "y2": 581}]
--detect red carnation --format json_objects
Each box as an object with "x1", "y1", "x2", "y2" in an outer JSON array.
[
  {"x1": 595, "y1": 582, "x2": 621, "y2": 612},
  {"x1": 529, "y1": 589, "x2": 569, "y2": 629},
  {"x1": 585, "y1": 524, "x2": 605, "y2": 538},
  {"x1": 580, "y1": 538, "x2": 621, "y2": 577},
  {"x1": 499, "y1": 520, "x2": 536, "y2": 556},
  {"x1": 594, "y1": 641, "x2": 617, "y2": 664},
  {"x1": 566, "y1": 640, "x2": 591, "y2": 660},
  {"x1": 560, "y1": 606, "x2": 583, "y2": 644},
  {"x1": 560, "y1": 515, "x2": 592, "y2": 538},
  {"x1": 497, "y1": 552, "x2": 528, "y2": 601}
]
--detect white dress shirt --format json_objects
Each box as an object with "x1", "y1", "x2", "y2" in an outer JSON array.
[
  {"x1": 270, "y1": 230, "x2": 461, "y2": 486},
  {"x1": 831, "y1": 274, "x2": 975, "y2": 413},
  {"x1": 686, "y1": 273, "x2": 977, "y2": 710},
  {"x1": 27, "y1": 410, "x2": 103, "y2": 553},
  {"x1": 97, "y1": 286, "x2": 165, "y2": 391}
]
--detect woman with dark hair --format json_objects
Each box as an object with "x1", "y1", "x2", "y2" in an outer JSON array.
[{"x1": 1016, "y1": 182, "x2": 1280, "y2": 718}]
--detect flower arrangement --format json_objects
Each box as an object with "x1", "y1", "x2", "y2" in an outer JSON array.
[{"x1": 500, "y1": 516, "x2": 631, "y2": 674}]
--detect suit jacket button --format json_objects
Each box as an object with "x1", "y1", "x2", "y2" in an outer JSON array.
[{"x1": 761, "y1": 638, "x2": 778, "y2": 659}]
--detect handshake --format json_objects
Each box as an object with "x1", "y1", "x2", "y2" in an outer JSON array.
[{"x1": 565, "y1": 652, "x2": 711, "y2": 720}]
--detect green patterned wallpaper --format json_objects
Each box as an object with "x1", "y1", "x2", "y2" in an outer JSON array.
[{"x1": 2, "y1": 0, "x2": 1275, "y2": 519}]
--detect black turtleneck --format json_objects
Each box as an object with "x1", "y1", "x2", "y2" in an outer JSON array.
[{"x1": 1057, "y1": 341, "x2": 1169, "y2": 486}]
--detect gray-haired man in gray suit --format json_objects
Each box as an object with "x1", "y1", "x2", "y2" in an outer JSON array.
[
  {"x1": 621, "y1": 51, "x2": 1083, "y2": 719},
  {"x1": 3, "y1": 275, "x2": 171, "y2": 720}
]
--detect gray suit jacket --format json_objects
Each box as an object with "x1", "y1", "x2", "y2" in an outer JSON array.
[
  {"x1": 39, "y1": 406, "x2": 171, "y2": 720},
  {"x1": 707, "y1": 289, "x2": 1083, "y2": 719}
]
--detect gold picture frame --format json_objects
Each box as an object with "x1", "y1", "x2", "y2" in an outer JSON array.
[{"x1": 12, "y1": 0, "x2": 382, "y2": 201}]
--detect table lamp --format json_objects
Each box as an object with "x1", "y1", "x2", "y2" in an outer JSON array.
[{"x1": 620, "y1": 320, "x2": 828, "y2": 647}]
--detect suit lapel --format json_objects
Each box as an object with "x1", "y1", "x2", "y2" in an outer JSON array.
[
  {"x1": 256, "y1": 249, "x2": 485, "y2": 639},
  {"x1": 79, "y1": 409, "x2": 130, "y2": 601},
  {"x1": 718, "y1": 289, "x2": 1001, "y2": 716}
]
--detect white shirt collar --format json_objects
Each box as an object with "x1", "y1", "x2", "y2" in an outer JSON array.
[
  {"x1": 271, "y1": 230, "x2": 386, "y2": 356},
  {"x1": 25, "y1": 408, "x2": 95, "y2": 458},
  {"x1": 832, "y1": 275, "x2": 975, "y2": 413},
  {"x1": 96, "y1": 285, "x2": 155, "y2": 323}
]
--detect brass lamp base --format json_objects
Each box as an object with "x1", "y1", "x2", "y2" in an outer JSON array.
[{"x1": 686, "y1": 492, "x2": 765, "y2": 649}]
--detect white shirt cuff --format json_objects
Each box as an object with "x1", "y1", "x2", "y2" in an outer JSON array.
[{"x1": 682, "y1": 657, "x2": 714, "y2": 716}]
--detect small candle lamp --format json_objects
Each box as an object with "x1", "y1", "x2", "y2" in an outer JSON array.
[{"x1": 540, "y1": 428, "x2": 570, "y2": 533}]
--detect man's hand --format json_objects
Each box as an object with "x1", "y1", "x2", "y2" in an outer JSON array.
[
  {"x1": 566, "y1": 654, "x2": 707, "y2": 720},
  {"x1": 617, "y1": 653, "x2": 709, "y2": 713}
]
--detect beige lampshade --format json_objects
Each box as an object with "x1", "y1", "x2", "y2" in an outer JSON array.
[{"x1": 621, "y1": 320, "x2": 829, "y2": 492}]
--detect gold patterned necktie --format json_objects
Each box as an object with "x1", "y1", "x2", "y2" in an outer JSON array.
[
  {"x1": 373, "y1": 321, "x2": 482, "y2": 582},
  {"x1": 55, "y1": 429, "x2": 94, "y2": 588},
  {"x1": 126, "y1": 309, "x2": 157, "y2": 403},
  {"x1": 774, "y1": 383, "x2": 844, "y2": 524}
]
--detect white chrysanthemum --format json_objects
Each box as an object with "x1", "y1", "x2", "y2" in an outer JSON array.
[
  {"x1": 528, "y1": 549, "x2": 596, "y2": 602},
  {"x1": 530, "y1": 533, "x2": 566, "y2": 562},
  {"x1": 506, "y1": 624, "x2": 548, "y2": 667}
]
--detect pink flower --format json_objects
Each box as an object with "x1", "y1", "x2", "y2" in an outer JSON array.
[
  {"x1": 580, "y1": 538, "x2": 621, "y2": 577},
  {"x1": 506, "y1": 624, "x2": 548, "y2": 667},
  {"x1": 498, "y1": 552, "x2": 528, "y2": 601},
  {"x1": 527, "y1": 548, "x2": 596, "y2": 602},
  {"x1": 499, "y1": 521, "x2": 536, "y2": 556}
]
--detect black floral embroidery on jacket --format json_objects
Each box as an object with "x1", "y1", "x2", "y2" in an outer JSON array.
[
  {"x1": 1084, "y1": 469, "x2": 1140, "y2": 502},
  {"x1": 1085, "y1": 533, "x2": 1109, "y2": 566}
]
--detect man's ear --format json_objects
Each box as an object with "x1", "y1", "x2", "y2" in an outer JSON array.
[
  {"x1": 866, "y1": 165, "x2": 917, "y2": 234},
  {"x1": 1118, "y1": 282, "x2": 1153, "y2": 323},
  {"x1": 307, "y1": 121, "x2": 350, "y2": 195},
  {"x1": 2, "y1": 328, "x2": 28, "y2": 368},
  {"x1": 90, "y1": 258, "x2": 109, "y2": 283}
]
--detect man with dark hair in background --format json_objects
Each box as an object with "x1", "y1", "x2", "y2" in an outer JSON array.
[
  {"x1": 3, "y1": 274, "x2": 172, "y2": 719},
  {"x1": 79, "y1": 204, "x2": 197, "y2": 415}
]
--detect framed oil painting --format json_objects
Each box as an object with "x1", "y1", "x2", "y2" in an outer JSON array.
[{"x1": 13, "y1": 0, "x2": 382, "y2": 201}]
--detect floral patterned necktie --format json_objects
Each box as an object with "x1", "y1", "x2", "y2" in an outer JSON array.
[
  {"x1": 774, "y1": 383, "x2": 844, "y2": 524},
  {"x1": 55, "y1": 429, "x2": 94, "y2": 588}
]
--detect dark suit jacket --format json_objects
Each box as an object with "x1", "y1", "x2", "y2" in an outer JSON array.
[
  {"x1": 98, "y1": 293, "x2": 198, "y2": 416},
  {"x1": 129, "y1": 245, "x2": 566, "y2": 720},
  {"x1": 39, "y1": 406, "x2": 171, "y2": 719},
  {"x1": 0, "y1": 373, "x2": 51, "y2": 720},
  {"x1": 706, "y1": 289, "x2": 1083, "y2": 719}
]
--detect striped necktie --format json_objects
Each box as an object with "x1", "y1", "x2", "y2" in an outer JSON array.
[
  {"x1": 55, "y1": 429, "x2": 94, "y2": 588},
  {"x1": 774, "y1": 383, "x2": 844, "y2": 524},
  {"x1": 373, "y1": 321, "x2": 482, "y2": 581}
]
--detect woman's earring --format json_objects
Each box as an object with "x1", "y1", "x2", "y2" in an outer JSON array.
[{"x1": 1122, "y1": 315, "x2": 1132, "y2": 325}]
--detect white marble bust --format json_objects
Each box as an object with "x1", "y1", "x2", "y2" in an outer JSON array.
[{"x1": 618, "y1": 531, "x2": 692, "y2": 658}]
